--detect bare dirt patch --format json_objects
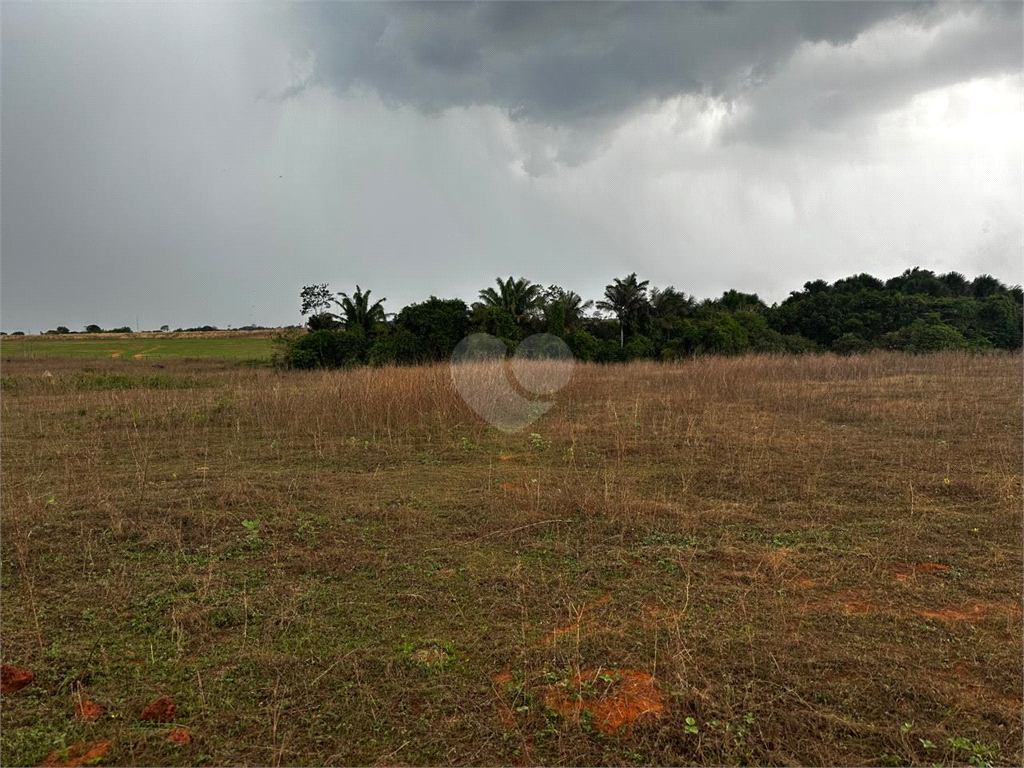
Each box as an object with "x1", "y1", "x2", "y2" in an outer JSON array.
[
  {"x1": 894, "y1": 562, "x2": 951, "y2": 581},
  {"x1": 164, "y1": 728, "x2": 191, "y2": 746},
  {"x1": 1, "y1": 664, "x2": 34, "y2": 694},
  {"x1": 140, "y1": 695, "x2": 176, "y2": 722},
  {"x1": 916, "y1": 602, "x2": 1017, "y2": 622},
  {"x1": 38, "y1": 741, "x2": 111, "y2": 768},
  {"x1": 74, "y1": 700, "x2": 103, "y2": 722},
  {"x1": 543, "y1": 669, "x2": 665, "y2": 735}
]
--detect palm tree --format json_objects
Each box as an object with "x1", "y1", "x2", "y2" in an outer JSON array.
[
  {"x1": 543, "y1": 287, "x2": 594, "y2": 335},
  {"x1": 596, "y1": 273, "x2": 651, "y2": 347},
  {"x1": 477, "y1": 277, "x2": 544, "y2": 325},
  {"x1": 335, "y1": 286, "x2": 387, "y2": 334},
  {"x1": 649, "y1": 286, "x2": 694, "y2": 321}
]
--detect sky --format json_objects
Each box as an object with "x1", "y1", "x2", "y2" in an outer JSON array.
[{"x1": 2, "y1": 1, "x2": 1022, "y2": 333}]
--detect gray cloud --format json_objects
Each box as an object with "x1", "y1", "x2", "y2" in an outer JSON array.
[
  {"x1": 289, "y1": 2, "x2": 1020, "y2": 138},
  {"x1": 1, "y1": 2, "x2": 1020, "y2": 334}
]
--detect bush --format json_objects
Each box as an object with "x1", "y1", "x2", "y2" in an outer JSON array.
[
  {"x1": 367, "y1": 329, "x2": 423, "y2": 366},
  {"x1": 624, "y1": 333, "x2": 656, "y2": 360},
  {"x1": 832, "y1": 333, "x2": 871, "y2": 355},
  {"x1": 285, "y1": 329, "x2": 370, "y2": 369},
  {"x1": 735, "y1": 311, "x2": 787, "y2": 353},
  {"x1": 565, "y1": 330, "x2": 601, "y2": 362},
  {"x1": 881, "y1": 319, "x2": 971, "y2": 352},
  {"x1": 307, "y1": 313, "x2": 340, "y2": 331}
]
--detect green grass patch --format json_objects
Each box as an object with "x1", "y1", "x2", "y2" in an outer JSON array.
[{"x1": 0, "y1": 334, "x2": 275, "y2": 361}]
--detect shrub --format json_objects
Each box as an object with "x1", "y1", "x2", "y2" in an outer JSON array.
[
  {"x1": 565, "y1": 330, "x2": 601, "y2": 362},
  {"x1": 624, "y1": 333, "x2": 656, "y2": 360},
  {"x1": 285, "y1": 329, "x2": 370, "y2": 369},
  {"x1": 832, "y1": 333, "x2": 871, "y2": 355}
]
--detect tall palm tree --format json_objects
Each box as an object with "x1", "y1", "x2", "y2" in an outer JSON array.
[
  {"x1": 477, "y1": 277, "x2": 544, "y2": 325},
  {"x1": 335, "y1": 286, "x2": 387, "y2": 334},
  {"x1": 597, "y1": 273, "x2": 651, "y2": 347}
]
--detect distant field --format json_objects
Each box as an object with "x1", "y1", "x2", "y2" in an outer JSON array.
[
  {"x1": 0, "y1": 332, "x2": 277, "y2": 361},
  {"x1": 1, "y1": 352, "x2": 1021, "y2": 767}
]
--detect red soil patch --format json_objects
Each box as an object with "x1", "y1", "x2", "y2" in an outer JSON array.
[
  {"x1": 498, "y1": 455, "x2": 515, "y2": 460},
  {"x1": 833, "y1": 590, "x2": 874, "y2": 615},
  {"x1": 39, "y1": 740, "x2": 111, "y2": 767},
  {"x1": 914, "y1": 563, "x2": 951, "y2": 573},
  {"x1": 918, "y1": 601, "x2": 1021, "y2": 622},
  {"x1": 894, "y1": 562, "x2": 951, "y2": 581},
  {"x1": 1, "y1": 664, "x2": 34, "y2": 694},
  {"x1": 140, "y1": 695, "x2": 176, "y2": 722},
  {"x1": 543, "y1": 669, "x2": 665, "y2": 735},
  {"x1": 164, "y1": 728, "x2": 191, "y2": 745},
  {"x1": 491, "y1": 668, "x2": 519, "y2": 731},
  {"x1": 918, "y1": 604, "x2": 989, "y2": 622},
  {"x1": 795, "y1": 578, "x2": 818, "y2": 588},
  {"x1": 74, "y1": 699, "x2": 103, "y2": 722}
]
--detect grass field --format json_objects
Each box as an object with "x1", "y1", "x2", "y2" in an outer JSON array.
[
  {"x1": 1, "y1": 352, "x2": 1021, "y2": 767},
  {"x1": 0, "y1": 332, "x2": 277, "y2": 362}
]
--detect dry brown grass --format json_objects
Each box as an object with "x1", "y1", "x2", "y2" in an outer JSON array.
[{"x1": 1, "y1": 351, "x2": 1021, "y2": 766}]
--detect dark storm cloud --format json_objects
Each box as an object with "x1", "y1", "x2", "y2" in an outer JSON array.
[
  {"x1": 0, "y1": 2, "x2": 1020, "y2": 334},
  {"x1": 288, "y1": 2, "x2": 1021, "y2": 135}
]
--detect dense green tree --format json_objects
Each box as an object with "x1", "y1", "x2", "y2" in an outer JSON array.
[
  {"x1": 832, "y1": 333, "x2": 871, "y2": 355},
  {"x1": 718, "y1": 290, "x2": 767, "y2": 313},
  {"x1": 367, "y1": 328, "x2": 423, "y2": 366},
  {"x1": 564, "y1": 329, "x2": 601, "y2": 362},
  {"x1": 886, "y1": 267, "x2": 946, "y2": 297},
  {"x1": 284, "y1": 328, "x2": 369, "y2": 369},
  {"x1": 938, "y1": 271, "x2": 972, "y2": 296},
  {"x1": 833, "y1": 273, "x2": 885, "y2": 294},
  {"x1": 624, "y1": 333, "x2": 656, "y2": 360},
  {"x1": 395, "y1": 297, "x2": 471, "y2": 361},
  {"x1": 471, "y1": 305, "x2": 520, "y2": 343},
  {"x1": 971, "y1": 274, "x2": 1007, "y2": 299}
]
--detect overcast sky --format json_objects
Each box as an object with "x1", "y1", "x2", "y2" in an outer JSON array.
[{"x1": 2, "y1": 1, "x2": 1021, "y2": 333}]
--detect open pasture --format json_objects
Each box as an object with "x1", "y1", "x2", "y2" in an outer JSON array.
[
  {"x1": 0, "y1": 332, "x2": 276, "y2": 362},
  {"x1": 1, "y1": 352, "x2": 1021, "y2": 766}
]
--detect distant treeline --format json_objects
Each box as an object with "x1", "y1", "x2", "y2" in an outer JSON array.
[
  {"x1": 6, "y1": 324, "x2": 277, "y2": 336},
  {"x1": 279, "y1": 267, "x2": 1023, "y2": 368}
]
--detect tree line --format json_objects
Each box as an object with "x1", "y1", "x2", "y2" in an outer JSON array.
[{"x1": 276, "y1": 266, "x2": 1023, "y2": 368}]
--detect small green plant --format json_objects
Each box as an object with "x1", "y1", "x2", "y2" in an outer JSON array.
[
  {"x1": 241, "y1": 519, "x2": 264, "y2": 549},
  {"x1": 684, "y1": 716, "x2": 699, "y2": 735},
  {"x1": 528, "y1": 432, "x2": 549, "y2": 451},
  {"x1": 948, "y1": 736, "x2": 997, "y2": 767},
  {"x1": 458, "y1": 436, "x2": 474, "y2": 451}
]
